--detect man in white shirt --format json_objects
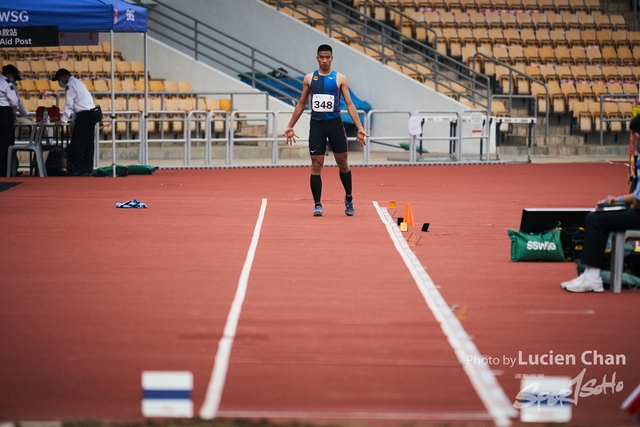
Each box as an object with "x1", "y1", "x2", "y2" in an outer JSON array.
[
  {"x1": 2, "y1": 65, "x2": 30, "y2": 121},
  {"x1": 52, "y1": 68, "x2": 99, "y2": 176},
  {"x1": 0, "y1": 67, "x2": 20, "y2": 177},
  {"x1": 2, "y1": 65, "x2": 34, "y2": 176}
]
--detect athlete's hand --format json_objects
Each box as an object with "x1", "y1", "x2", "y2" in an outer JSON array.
[
  {"x1": 283, "y1": 127, "x2": 298, "y2": 145},
  {"x1": 356, "y1": 128, "x2": 368, "y2": 147}
]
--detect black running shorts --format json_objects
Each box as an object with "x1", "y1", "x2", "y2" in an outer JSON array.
[{"x1": 308, "y1": 117, "x2": 348, "y2": 155}]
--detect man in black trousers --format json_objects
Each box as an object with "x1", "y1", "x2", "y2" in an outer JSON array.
[
  {"x1": 561, "y1": 114, "x2": 640, "y2": 292},
  {"x1": 52, "y1": 68, "x2": 99, "y2": 176},
  {"x1": 0, "y1": 66, "x2": 20, "y2": 177}
]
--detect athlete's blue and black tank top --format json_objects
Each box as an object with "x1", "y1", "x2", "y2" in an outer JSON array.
[{"x1": 309, "y1": 70, "x2": 341, "y2": 121}]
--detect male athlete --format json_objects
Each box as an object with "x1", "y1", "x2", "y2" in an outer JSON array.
[{"x1": 284, "y1": 44, "x2": 368, "y2": 217}]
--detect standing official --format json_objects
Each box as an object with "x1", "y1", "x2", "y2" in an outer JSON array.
[
  {"x1": 3, "y1": 64, "x2": 33, "y2": 176},
  {"x1": 52, "y1": 68, "x2": 98, "y2": 176},
  {"x1": 0, "y1": 66, "x2": 20, "y2": 177},
  {"x1": 2, "y1": 65, "x2": 30, "y2": 121}
]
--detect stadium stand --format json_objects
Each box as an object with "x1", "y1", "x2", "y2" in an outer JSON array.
[
  {"x1": 270, "y1": 0, "x2": 639, "y2": 136},
  {"x1": 6, "y1": 0, "x2": 640, "y2": 148}
]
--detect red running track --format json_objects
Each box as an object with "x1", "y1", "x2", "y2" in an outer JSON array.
[{"x1": 0, "y1": 163, "x2": 638, "y2": 426}]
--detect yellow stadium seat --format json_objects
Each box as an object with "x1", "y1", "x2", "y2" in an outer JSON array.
[{"x1": 149, "y1": 80, "x2": 165, "y2": 92}]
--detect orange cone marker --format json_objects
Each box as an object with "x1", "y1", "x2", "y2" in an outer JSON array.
[{"x1": 403, "y1": 203, "x2": 415, "y2": 227}]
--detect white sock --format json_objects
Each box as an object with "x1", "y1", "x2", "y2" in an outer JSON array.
[{"x1": 584, "y1": 267, "x2": 601, "y2": 281}]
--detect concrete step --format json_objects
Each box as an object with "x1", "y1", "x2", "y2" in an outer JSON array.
[
  {"x1": 502, "y1": 134, "x2": 584, "y2": 146},
  {"x1": 505, "y1": 107, "x2": 530, "y2": 117},
  {"x1": 608, "y1": 0, "x2": 631, "y2": 13},
  {"x1": 91, "y1": 144, "x2": 309, "y2": 161},
  {"x1": 498, "y1": 144, "x2": 629, "y2": 156},
  {"x1": 536, "y1": 114, "x2": 573, "y2": 127},
  {"x1": 236, "y1": 124, "x2": 268, "y2": 137},
  {"x1": 507, "y1": 124, "x2": 570, "y2": 137}
]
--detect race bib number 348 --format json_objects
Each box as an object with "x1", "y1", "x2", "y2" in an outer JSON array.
[{"x1": 312, "y1": 94, "x2": 335, "y2": 112}]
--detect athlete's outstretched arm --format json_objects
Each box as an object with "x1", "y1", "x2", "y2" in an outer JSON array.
[
  {"x1": 283, "y1": 74, "x2": 312, "y2": 144},
  {"x1": 339, "y1": 74, "x2": 368, "y2": 147}
]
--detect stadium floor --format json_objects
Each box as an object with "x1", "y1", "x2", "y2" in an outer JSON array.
[{"x1": 0, "y1": 160, "x2": 638, "y2": 426}]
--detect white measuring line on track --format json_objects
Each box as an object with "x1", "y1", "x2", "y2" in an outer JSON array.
[
  {"x1": 199, "y1": 198, "x2": 268, "y2": 420},
  {"x1": 372, "y1": 201, "x2": 517, "y2": 427}
]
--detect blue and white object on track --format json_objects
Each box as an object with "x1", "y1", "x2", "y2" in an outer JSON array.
[
  {"x1": 142, "y1": 371, "x2": 193, "y2": 417},
  {"x1": 518, "y1": 376, "x2": 572, "y2": 422}
]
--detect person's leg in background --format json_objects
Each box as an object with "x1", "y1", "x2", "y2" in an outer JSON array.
[
  {"x1": 0, "y1": 107, "x2": 15, "y2": 176},
  {"x1": 83, "y1": 121, "x2": 96, "y2": 175},
  {"x1": 562, "y1": 210, "x2": 640, "y2": 292},
  {"x1": 66, "y1": 111, "x2": 93, "y2": 175}
]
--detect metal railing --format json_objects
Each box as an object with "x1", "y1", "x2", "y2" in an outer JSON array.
[
  {"x1": 472, "y1": 52, "x2": 549, "y2": 137},
  {"x1": 18, "y1": 107, "x2": 547, "y2": 169},
  {"x1": 52, "y1": 90, "x2": 269, "y2": 141},
  {"x1": 596, "y1": 94, "x2": 636, "y2": 145},
  {"x1": 74, "y1": 108, "x2": 513, "y2": 167},
  {"x1": 95, "y1": 111, "x2": 144, "y2": 165}
]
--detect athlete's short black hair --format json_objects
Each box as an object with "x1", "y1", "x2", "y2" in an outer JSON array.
[
  {"x1": 631, "y1": 114, "x2": 640, "y2": 133},
  {"x1": 317, "y1": 44, "x2": 333, "y2": 55}
]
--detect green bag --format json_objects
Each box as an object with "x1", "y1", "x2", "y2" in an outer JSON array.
[
  {"x1": 507, "y1": 228, "x2": 566, "y2": 262},
  {"x1": 91, "y1": 165, "x2": 129, "y2": 177},
  {"x1": 126, "y1": 164, "x2": 158, "y2": 175}
]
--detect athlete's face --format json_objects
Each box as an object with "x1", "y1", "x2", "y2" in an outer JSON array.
[{"x1": 316, "y1": 51, "x2": 333, "y2": 72}]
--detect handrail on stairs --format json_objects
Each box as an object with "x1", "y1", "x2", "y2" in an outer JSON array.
[{"x1": 472, "y1": 51, "x2": 549, "y2": 137}]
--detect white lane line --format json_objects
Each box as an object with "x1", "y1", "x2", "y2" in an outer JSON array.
[
  {"x1": 372, "y1": 201, "x2": 517, "y2": 427},
  {"x1": 199, "y1": 198, "x2": 268, "y2": 420},
  {"x1": 217, "y1": 410, "x2": 492, "y2": 421}
]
